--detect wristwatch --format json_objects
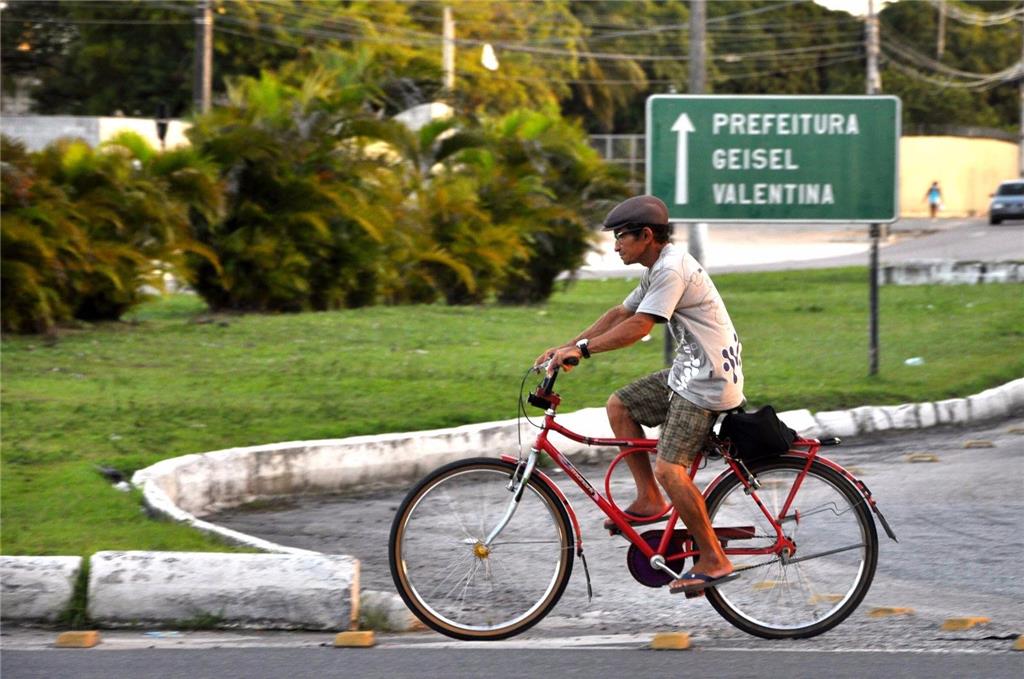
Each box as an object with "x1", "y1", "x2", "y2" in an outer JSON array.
[{"x1": 575, "y1": 338, "x2": 591, "y2": 359}]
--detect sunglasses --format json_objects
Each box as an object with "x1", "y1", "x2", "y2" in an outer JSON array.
[{"x1": 613, "y1": 226, "x2": 648, "y2": 241}]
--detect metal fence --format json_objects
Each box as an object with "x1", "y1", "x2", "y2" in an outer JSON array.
[{"x1": 589, "y1": 134, "x2": 645, "y2": 193}]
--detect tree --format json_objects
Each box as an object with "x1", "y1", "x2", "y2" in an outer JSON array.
[{"x1": 877, "y1": 0, "x2": 1018, "y2": 131}]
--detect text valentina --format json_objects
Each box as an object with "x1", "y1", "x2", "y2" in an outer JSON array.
[{"x1": 712, "y1": 183, "x2": 835, "y2": 205}]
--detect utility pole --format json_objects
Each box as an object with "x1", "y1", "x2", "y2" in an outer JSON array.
[
  {"x1": 193, "y1": 0, "x2": 213, "y2": 114},
  {"x1": 866, "y1": 0, "x2": 882, "y2": 96},
  {"x1": 686, "y1": 0, "x2": 708, "y2": 266},
  {"x1": 936, "y1": 0, "x2": 946, "y2": 58},
  {"x1": 442, "y1": 5, "x2": 455, "y2": 93},
  {"x1": 668, "y1": 0, "x2": 708, "y2": 367},
  {"x1": 866, "y1": 0, "x2": 881, "y2": 376}
]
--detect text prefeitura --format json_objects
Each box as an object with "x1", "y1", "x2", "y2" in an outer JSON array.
[{"x1": 709, "y1": 112, "x2": 859, "y2": 206}]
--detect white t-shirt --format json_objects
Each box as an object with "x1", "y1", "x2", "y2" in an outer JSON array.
[{"x1": 623, "y1": 243, "x2": 745, "y2": 411}]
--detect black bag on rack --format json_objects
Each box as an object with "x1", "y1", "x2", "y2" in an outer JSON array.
[{"x1": 720, "y1": 405, "x2": 796, "y2": 462}]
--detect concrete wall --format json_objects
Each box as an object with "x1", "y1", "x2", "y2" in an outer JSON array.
[
  {"x1": 1, "y1": 115, "x2": 191, "y2": 151},
  {"x1": 900, "y1": 136, "x2": 1017, "y2": 218}
]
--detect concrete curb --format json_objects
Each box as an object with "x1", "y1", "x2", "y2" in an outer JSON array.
[
  {"x1": 87, "y1": 551, "x2": 358, "y2": 630},
  {"x1": 0, "y1": 556, "x2": 82, "y2": 623},
  {"x1": 131, "y1": 377, "x2": 1024, "y2": 544},
  {"x1": 879, "y1": 259, "x2": 1023, "y2": 285}
]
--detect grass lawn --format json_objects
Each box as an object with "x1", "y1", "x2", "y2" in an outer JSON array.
[{"x1": 2, "y1": 267, "x2": 1022, "y2": 556}]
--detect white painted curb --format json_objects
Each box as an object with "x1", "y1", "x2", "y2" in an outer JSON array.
[
  {"x1": 130, "y1": 408, "x2": 628, "y2": 551},
  {"x1": 0, "y1": 556, "x2": 82, "y2": 623},
  {"x1": 87, "y1": 551, "x2": 358, "y2": 630},
  {"x1": 879, "y1": 260, "x2": 1023, "y2": 285},
  {"x1": 132, "y1": 377, "x2": 1024, "y2": 547}
]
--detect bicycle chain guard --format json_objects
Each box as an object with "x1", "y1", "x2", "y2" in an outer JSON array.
[{"x1": 626, "y1": 530, "x2": 691, "y2": 588}]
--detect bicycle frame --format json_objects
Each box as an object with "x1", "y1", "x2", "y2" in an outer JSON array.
[{"x1": 499, "y1": 400, "x2": 896, "y2": 583}]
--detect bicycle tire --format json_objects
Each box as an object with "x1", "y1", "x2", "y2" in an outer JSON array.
[
  {"x1": 388, "y1": 457, "x2": 575, "y2": 640},
  {"x1": 704, "y1": 457, "x2": 879, "y2": 639}
]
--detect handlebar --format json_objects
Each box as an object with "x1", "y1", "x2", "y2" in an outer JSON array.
[{"x1": 539, "y1": 356, "x2": 579, "y2": 395}]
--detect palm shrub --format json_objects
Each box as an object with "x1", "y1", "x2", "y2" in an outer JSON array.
[
  {"x1": 1, "y1": 134, "x2": 220, "y2": 331},
  {"x1": 186, "y1": 59, "x2": 399, "y2": 312},
  {"x1": 373, "y1": 118, "x2": 526, "y2": 305},
  {"x1": 475, "y1": 109, "x2": 627, "y2": 304},
  {"x1": 1, "y1": 137, "x2": 84, "y2": 333}
]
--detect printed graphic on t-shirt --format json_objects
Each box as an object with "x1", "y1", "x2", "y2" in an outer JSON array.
[{"x1": 721, "y1": 333, "x2": 742, "y2": 384}]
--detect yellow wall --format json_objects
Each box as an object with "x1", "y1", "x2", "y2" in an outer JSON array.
[{"x1": 900, "y1": 136, "x2": 1018, "y2": 218}]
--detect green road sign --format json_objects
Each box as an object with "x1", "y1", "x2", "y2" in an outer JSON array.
[{"x1": 646, "y1": 95, "x2": 900, "y2": 223}]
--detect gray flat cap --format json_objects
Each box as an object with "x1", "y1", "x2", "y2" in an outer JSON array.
[{"x1": 601, "y1": 195, "x2": 669, "y2": 231}]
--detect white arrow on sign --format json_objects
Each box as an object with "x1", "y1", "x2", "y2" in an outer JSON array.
[{"x1": 671, "y1": 113, "x2": 695, "y2": 205}]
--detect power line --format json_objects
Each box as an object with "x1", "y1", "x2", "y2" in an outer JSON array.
[
  {"x1": 879, "y1": 25, "x2": 1021, "y2": 87},
  {"x1": 924, "y1": 0, "x2": 1024, "y2": 27}
]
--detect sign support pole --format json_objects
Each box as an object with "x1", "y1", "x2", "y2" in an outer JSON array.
[
  {"x1": 868, "y1": 223, "x2": 880, "y2": 376},
  {"x1": 866, "y1": 0, "x2": 882, "y2": 376}
]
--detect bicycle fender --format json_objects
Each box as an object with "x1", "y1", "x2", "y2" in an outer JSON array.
[{"x1": 500, "y1": 455, "x2": 585, "y2": 552}]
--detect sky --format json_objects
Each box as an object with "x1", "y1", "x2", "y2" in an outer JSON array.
[{"x1": 811, "y1": 0, "x2": 898, "y2": 16}]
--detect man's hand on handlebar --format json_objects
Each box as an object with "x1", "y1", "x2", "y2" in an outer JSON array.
[
  {"x1": 545, "y1": 345, "x2": 583, "y2": 375},
  {"x1": 533, "y1": 345, "x2": 567, "y2": 369}
]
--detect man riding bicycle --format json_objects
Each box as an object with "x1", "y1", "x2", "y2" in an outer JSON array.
[{"x1": 536, "y1": 195, "x2": 745, "y2": 595}]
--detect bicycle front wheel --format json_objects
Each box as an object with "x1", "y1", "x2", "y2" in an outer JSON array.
[
  {"x1": 704, "y1": 458, "x2": 878, "y2": 639},
  {"x1": 388, "y1": 457, "x2": 574, "y2": 640}
]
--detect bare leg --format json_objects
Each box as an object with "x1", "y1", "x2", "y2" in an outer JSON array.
[
  {"x1": 654, "y1": 458, "x2": 733, "y2": 582},
  {"x1": 606, "y1": 394, "x2": 664, "y2": 515}
]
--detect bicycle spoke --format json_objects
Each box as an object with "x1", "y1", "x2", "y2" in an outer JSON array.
[
  {"x1": 391, "y1": 461, "x2": 573, "y2": 639},
  {"x1": 422, "y1": 550, "x2": 477, "y2": 600},
  {"x1": 704, "y1": 459, "x2": 878, "y2": 638},
  {"x1": 437, "y1": 488, "x2": 480, "y2": 543}
]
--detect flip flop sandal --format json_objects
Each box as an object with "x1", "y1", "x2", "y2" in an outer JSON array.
[{"x1": 668, "y1": 571, "x2": 741, "y2": 595}]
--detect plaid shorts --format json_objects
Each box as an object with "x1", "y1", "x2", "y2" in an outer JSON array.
[{"x1": 614, "y1": 369, "x2": 717, "y2": 466}]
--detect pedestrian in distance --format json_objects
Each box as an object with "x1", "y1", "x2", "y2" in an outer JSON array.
[
  {"x1": 925, "y1": 180, "x2": 943, "y2": 220},
  {"x1": 535, "y1": 195, "x2": 745, "y2": 596}
]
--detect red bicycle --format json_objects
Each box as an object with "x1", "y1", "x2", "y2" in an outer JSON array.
[{"x1": 388, "y1": 362, "x2": 897, "y2": 641}]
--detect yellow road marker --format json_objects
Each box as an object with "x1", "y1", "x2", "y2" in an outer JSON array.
[
  {"x1": 905, "y1": 453, "x2": 939, "y2": 463},
  {"x1": 809, "y1": 594, "x2": 844, "y2": 605},
  {"x1": 963, "y1": 440, "x2": 994, "y2": 449},
  {"x1": 752, "y1": 581, "x2": 784, "y2": 591},
  {"x1": 650, "y1": 632, "x2": 690, "y2": 650},
  {"x1": 1013, "y1": 635, "x2": 1024, "y2": 651},
  {"x1": 55, "y1": 631, "x2": 101, "y2": 648},
  {"x1": 334, "y1": 630, "x2": 376, "y2": 647},
  {"x1": 868, "y1": 606, "x2": 915, "y2": 618},
  {"x1": 941, "y1": 616, "x2": 991, "y2": 631}
]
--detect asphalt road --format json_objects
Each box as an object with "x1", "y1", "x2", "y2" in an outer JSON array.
[{"x1": 3, "y1": 646, "x2": 1022, "y2": 679}]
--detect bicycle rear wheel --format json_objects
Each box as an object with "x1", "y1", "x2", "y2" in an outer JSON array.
[
  {"x1": 704, "y1": 457, "x2": 878, "y2": 639},
  {"x1": 389, "y1": 457, "x2": 574, "y2": 640}
]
